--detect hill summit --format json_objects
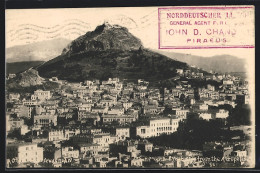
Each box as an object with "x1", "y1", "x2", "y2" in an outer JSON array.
[{"x1": 61, "y1": 22, "x2": 143, "y2": 55}]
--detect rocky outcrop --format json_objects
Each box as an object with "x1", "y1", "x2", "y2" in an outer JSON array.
[{"x1": 18, "y1": 68, "x2": 44, "y2": 87}]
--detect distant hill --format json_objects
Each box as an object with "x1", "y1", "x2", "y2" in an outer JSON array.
[
  {"x1": 155, "y1": 51, "x2": 246, "y2": 73},
  {"x1": 7, "y1": 61, "x2": 44, "y2": 74},
  {"x1": 6, "y1": 38, "x2": 71, "y2": 62},
  {"x1": 37, "y1": 23, "x2": 201, "y2": 83}
]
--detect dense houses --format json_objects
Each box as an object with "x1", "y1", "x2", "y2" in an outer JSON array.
[{"x1": 6, "y1": 69, "x2": 251, "y2": 168}]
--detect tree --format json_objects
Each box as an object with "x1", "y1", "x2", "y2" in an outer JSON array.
[
  {"x1": 163, "y1": 105, "x2": 173, "y2": 115},
  {"x1": 180, "y1": 94, "x2": 185, "y2": 102},
  {"x1": 6, "y1": 102, "x2": 13, "y2": 109},
  {"x1": 23, "y1": 117, "x2": 33, "y2": 126},
  {"x1": 7, "y1": 129, "x2": 22, "y2": 140},
  {"x1": 100, "y1": 70, "x2": 113, "y2": 81},
  {"x1": 10, "y1": 113, "x2": 17, "y2": 119},
  {"x1": 185, "y1": 96, "x2": 191, "y2": 104},
  {"x1": 89, "y1": 70, "x2": 96, "y2": 79},
  {"x1": 227, "y1": 104, "x2": 251, "y2": 126}
]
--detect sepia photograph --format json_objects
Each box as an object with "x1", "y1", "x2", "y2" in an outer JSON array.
[{"x1": 5, "y1": 6, "x2": 255, "y2": 169}]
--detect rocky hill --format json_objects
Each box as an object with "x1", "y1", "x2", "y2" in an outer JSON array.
[
  {"x1": 6, "y1": 68, "x2": 61, "y2": 93},
  {"x1": 27, "y1": 23, "x2": 207, "y2": 84},
  {"x1": 19, "y1": 68, "x2": 45, "y2": 87},
  {"x1": 8, "y1": 68, "x2": 44, "y2": 87}
]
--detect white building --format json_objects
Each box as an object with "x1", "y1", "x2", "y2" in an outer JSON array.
[
  {"x1": 85, "y1": 80, "x2": 94, "y2": 86},
  {"x1": 231, "y1": 150, "x2": 247, "y2": 159},
  {"x1": 136, "y1": 118, "x2": 180, "y2": 138},
  {"x1": 9, "y1": 93, "x2": 20, "y2": 101},
  {"x1": 7, "y1": 143, "x2": 43, "y2": 164},
  {"x1": 102, "y1": 78, "x2": 120, "y2": 85},
  {"x1": 198, "y1": 113, "x2": 212, "y2": 121},
  {"x1": 207, "y1": 84, "x2": 215, "y2": 91},
  {"x1": 48, "y1": 129, "x2": 80, "y2": 141},
  {"x1": 6, "y1": 114, "x2": 11, "y2": 132},
  {"x1": 9, "y1": 118, "x2": 24, "y2": 129},
  {"x1": 49, "y1": 130, "x2": 64, "y2": 141},
  {"x1": 172, "y1": 108, "x2": 189, "y2": 118},
  {"x1": 116, "y1": 128, "x2": 130, "y2": 140},
  {"x1": 108, "y1": 106, "x2": 124, "y2": 115},
  {"x1": 102, "y1": 114, "x2": 136, "y2": 124},
  {"x1": 214, "y1": 109, "x2": 229, "y2": 119},
  {"x1": 199, "y1": 104, "x2": 208, "y2": 110},
  {"x1": 92, "y1": 133, "x2": 117, "y2": 147},
  {"x1": 79, "y1": 143, "x2": 109, "y2": 156},
  {"x1": 223, "y1": 80, "x2": 234, "y2": 86},
  {"x1": 122, "y1": 102, "x2": 133, "y2": 111},
  {"x1": 31, "y1": 90, "x2": 51, "y2": 101},
  {"x1": 34, "y1": 113, "x2": 58, "y2": 127},
  {"x1": 61, "y1": 147, "x2": 79, "y2": 159},
  {"x1": 176, "y1": 69, "x2": 184, "y2": 75},
  {"x1": 23, "y1": 99, "x2": 38, "y2": 106},
  {"x1": 20, "y1": 125, "x2": 30, "y2": 135}
]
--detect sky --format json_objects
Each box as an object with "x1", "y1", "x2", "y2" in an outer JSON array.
[{"x1": 5, "y1": 7, "x2": 255, "y2": 59}]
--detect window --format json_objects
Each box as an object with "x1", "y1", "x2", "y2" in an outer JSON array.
[{"x1": 141, "y1": 129, "x2": 146, "y2": 134}]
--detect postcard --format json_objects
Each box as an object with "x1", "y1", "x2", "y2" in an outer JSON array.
[{"x1": 5, "y1": 6, "x2": 255, "y2": 169}]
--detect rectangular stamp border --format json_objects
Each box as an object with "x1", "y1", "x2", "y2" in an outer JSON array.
[{"x1": 158, "y1": 6, "x2": 255, "y2": 49}]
